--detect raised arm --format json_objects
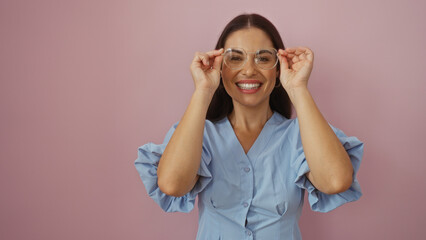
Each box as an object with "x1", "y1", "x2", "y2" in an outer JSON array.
[
  {"x1": 157, "y1": 48, "x2": 224, "y2": 197},
  {"x1": 277, "y1": 47, "x2": 353, "y2": 194}
]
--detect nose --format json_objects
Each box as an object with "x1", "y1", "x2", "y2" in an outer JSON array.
[{"x1": 242, "y1": 54, "x2": 257, "y2": 76}]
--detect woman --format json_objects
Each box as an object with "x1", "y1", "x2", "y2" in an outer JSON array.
[{"x1": 135, "y1": 13, "x2": 364, "y2": 239}]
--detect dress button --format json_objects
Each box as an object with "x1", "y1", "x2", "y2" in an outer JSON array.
[
  {"x1": 244, "y1": 167, "x2": 250, "y2": 172},
  {"x1": 243, "y1": 202, "x2": 249, "y2": 207},
  {"x1": 246, "y1": 230, "x2": 252, "y2": 236}
]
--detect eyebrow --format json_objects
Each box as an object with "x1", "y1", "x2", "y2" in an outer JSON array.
[
  {"x1": 229, "y1": 49, "x2": 244, "y2": 54},
  {"x1": 258, "y1": 49, "x2": 273, "y2": 54},
  {"x1": 228, "y1": 48, "x2": 273, "y2": 54}
]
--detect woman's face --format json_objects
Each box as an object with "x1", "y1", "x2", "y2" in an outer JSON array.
[{"x1": 221, "y1": 27, "x2": 279, "y2": 109}]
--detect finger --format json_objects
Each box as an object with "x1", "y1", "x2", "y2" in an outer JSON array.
[
  {"x1": 278, "y1": 49, "x2": 288, "y2": 56},
  {"x1": 212, "y1": 53, "x2": 223, "y2": 70},
  {"x1": 278, "y1": 51, "x2": 298, "y2": 66},
  {"x1": 205, "y1": 48, "x2": 224, "y2": 57},
  {"x1": 202, "y1": 48, "x2": 224, "y2": 66},
  {"x1": 304, "y1": 48, "x2": 314, "y2": 62},
  {"x1": 208, "y1": 50, "x2": 225, "y2": 67},
  {"x1": 292, "y1": 55, "x2": 300, "y2": 63},
  {"x1": 289, "y1": 47, "x2": 314, "y2": 62},
  {"x1": 288, "y1": 58, "x2": 294, "y2": 68},
  {"x1": 285, "y1": 47, "x2": 306, "y2": 55},
  {"x1": 197, "y1": 53, "x2": 211, "y2": 66},
  {"x1": 208, "y1": 52, "x2": 222, "y2": 62},
  {"x1": 298, "y1": 46, "x2": 312, "y2": 53},
  {"x1": 284, "y1": 48, "x2": 296, "y2": 53},
  {"x1": 278, "y1": 53, "x2": 289, "y2": 70},
  {"x1": 191, "y1": 53, "x2": 202, "y2": 68},
  {"x1": 285, "y1": 51, "x2": 301, "y2": 62}
]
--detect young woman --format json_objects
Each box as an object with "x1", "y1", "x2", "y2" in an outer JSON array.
[{"x1": 135, "y1": 13, "x2": 364, "y2": 240}]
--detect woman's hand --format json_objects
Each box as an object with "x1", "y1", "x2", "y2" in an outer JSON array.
[
  {"x1": 190, "y1": 48, "x2": 224, "y2": 94},
  {"x1": 277, "y1": 47, "x2": 314, "y2": 92}
]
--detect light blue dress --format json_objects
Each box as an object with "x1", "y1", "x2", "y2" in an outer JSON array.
[{"x1": 134, "y1": 111, "x2": 364, "y2": 240}]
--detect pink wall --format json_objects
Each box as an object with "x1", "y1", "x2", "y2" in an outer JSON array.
[{"x1": 1, "y1": 0, "x2": 425, "y2": 239}]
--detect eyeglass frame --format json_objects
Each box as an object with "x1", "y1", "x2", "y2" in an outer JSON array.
[{"x1": 220, "y1": 47, "x2": 279, "y2": 70}]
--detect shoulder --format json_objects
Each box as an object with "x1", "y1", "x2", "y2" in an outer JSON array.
[
  {"x1": 167, "y1": 117, "x2": 227, "y2": 146},
  {"x1": 171, "y1": 116, "x2": 226, "y2": 131},
  {"x1": 271, "y1": 112, "x2": 299, "y2": 135}
]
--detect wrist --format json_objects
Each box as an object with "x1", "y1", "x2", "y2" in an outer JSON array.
[
  {"x1": 194, "y1": 87, "x2": 216, "y2": 99},
  {"x1": 288, "y1": 87, "x2": 311, "y2": 109},
  {"x1": 192, "y1": 88, "x2": 215, "y2": 110}
]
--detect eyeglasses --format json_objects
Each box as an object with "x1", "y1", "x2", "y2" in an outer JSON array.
[{"x1": 221, "y1": 47, "x2": 279, "y2": 70}]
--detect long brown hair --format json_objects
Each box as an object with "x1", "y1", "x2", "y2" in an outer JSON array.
[{"x1": 206, "y1": 13, "x2": 293, "y2": 122}]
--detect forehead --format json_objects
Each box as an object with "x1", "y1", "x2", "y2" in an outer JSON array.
[{"x1": 224, "y1": 28, "x2": 274, "y2": 51}]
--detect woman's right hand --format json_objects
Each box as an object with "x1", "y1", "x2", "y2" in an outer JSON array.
[{"x1": 190, "y1": 48, "x2": 224, "y2": 93}]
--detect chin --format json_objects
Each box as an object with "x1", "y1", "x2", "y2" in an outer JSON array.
[{"x1": 232, "y1": 96, "x2": 269, "y2": 108}]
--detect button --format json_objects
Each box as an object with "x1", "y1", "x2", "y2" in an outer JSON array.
[
  {"x1": 244, "y1": 167, "x2": 250, "y2": 172},
  {"x1": 243, "y1": 202, "x2": 249, "y2": 207},
  {"x1": 246, "y1": 230, "x2": 252, "y2": 236}
]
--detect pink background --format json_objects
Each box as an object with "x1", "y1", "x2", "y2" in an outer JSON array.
[{"x1": 1, "y1": 0, "x2": 425, "y2": 239}]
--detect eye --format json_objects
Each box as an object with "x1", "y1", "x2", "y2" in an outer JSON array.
[
  {"x1": 231, "y1": 56, "x2": 243, "y2": 60},
  {"x1": 257, "y1": 56, "x2": 272, "y2": 62}
]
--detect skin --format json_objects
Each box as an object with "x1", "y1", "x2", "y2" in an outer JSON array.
[
  {"x1": 221, "y1": 28, "x2": 278, "y2": 134},
  {"x1": 276, "y1": 38, "x2": 354, "y2": 195},
  {"x1": 222, "y1": 28, "x2": 278, "y2": 154},
  {"x1": 157, "y1": 27, "x2": 354, "y2": 197}
]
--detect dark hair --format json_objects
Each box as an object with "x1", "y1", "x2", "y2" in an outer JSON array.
[{"x1": 206, "y1": 13, "x2": 293, "y2": 122}]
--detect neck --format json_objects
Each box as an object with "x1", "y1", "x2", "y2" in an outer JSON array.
[{"x1": 228, "y1": 102, "x2": 273, "y2": 131}]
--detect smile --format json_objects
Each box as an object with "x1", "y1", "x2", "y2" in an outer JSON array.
[
  {"x1": 235, "y1": 83, "x2": 262, "y2": 94},
  {"x1": 236, "y1": 83, "x2": 261, "y2": 90}
]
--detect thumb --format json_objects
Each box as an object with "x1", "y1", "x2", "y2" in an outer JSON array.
[
  {"x1": 278, "y1": 52, "x2": 289, "y2": 70},
  {"x1": 213, "y1": 50, "x2": 224, "y2": 70}
]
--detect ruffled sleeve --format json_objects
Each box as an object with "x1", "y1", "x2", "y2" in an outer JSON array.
[
  {"x1": 134, "y1": 121, "x2": 213, "y2": 213},
  {"x1": 291, "y1": 119, "x2": 364, "y2": 213}
]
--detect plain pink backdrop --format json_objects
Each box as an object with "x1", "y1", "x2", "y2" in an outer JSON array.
[{"x1": 1, "y1": 0, "x2": 425, "y2": 239}]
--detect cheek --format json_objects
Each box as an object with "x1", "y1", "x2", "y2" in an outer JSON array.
[
  {"x1": 222, "y1": 81, "x2": 234, "y2": 96},
  {"x1": 221, "y1": 71, "x2": 236, "y2": 87}
]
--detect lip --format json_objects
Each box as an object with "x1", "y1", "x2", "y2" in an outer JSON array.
[{"x1": 235, "y1": 79, "x2": 262, "y2": 94}]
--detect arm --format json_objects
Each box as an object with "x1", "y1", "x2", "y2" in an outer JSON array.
[
  {"x1": 157, "y1": 89, "x2": 211, "y2": 197},
  {"x1": 157, "y1": 48, "x2": 222, "y2": 197},
  {"x1": 290, "y1": 87, "x2": 353, "y2": 194},
  {"x1": 277, "y1": 47, "x2": 353, "y2": 195}
]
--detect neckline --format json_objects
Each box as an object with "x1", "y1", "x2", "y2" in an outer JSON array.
[
  {"x1": 226, "y1": 111, "x2": 277, "y2": 129},
  {"x1": 225, "y1": 111, "x2": 277, "y2": 157}
]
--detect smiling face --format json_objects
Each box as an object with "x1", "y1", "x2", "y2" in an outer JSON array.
[{"x1": 221, "y1": 27, "x2": 279, "y2": 110}]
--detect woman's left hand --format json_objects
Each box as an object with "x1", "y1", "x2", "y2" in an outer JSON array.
[{"x1": 277, "y1": 47, "x2": 314, "y2": 92}]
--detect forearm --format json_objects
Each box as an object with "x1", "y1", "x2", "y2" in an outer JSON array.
[
  {"x1": 289, "y1": 87, "x2": 353, "y2": 194},
  {"x1": 157, "y1": 89, "x2": 213, "y2": 196}
]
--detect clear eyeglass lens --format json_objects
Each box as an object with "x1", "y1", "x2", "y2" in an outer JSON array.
[{"x1": 223, "y1": 48, "x2": 277, "y2": 70}]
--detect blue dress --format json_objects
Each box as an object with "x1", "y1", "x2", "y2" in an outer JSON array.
[{"x1": 134, "y1": 111, "x2": 364, "y2": 240}]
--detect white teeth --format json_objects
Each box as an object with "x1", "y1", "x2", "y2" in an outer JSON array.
[{"x1": 237, "y1": 83, "x2": 261, "y2": 90}]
